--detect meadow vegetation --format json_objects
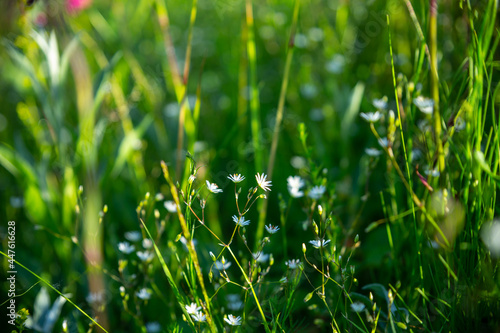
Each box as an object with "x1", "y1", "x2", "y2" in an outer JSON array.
[{"x1": 0, "y1": 0, "x2": 499, "y2": 332}]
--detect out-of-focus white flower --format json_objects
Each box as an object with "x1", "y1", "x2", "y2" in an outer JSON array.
[
  {"x1": 136, "y1": 288, "x2": 152, "y2": 300},
  {"x1": 146, "y1": 322, "x2": 161, "y2": 333},
  {"x1": 185, "y1": 302, "x2": 202, "y2": 315},
  {"x1": 350, "y1": 301, "x2": 366, "y2": 313},
  {"x1": 124, "y1": 231, "x2": 142, "y2": 242},
  {"x1": 215, "y1": 258, "x2": 231, "y2": 270},
  {"x1": 413, "y1": 96, "x2": 434, "y2": 114},
  {"x1": 142, "y1": 238, "x2": 153, "y2": 249},
  {"x1": 164, "y1": 200, "x2": 177, "y2": 213},
  {"x1": 285, "y1": 259, "x2": 301, "y2": 269},
  {"x1": 287, "y1": 176, "x2": 305, "y2": 198},
  {"x1": 481, "y1": 220, "x2": 500, "y2": 257},
  {"x1": 309, "y1": 239, "x2": 331, "y2": 249},
  {"x1": 373, "y1": 97, "x2": 388, "y2": 110},
  {"x1": 308, "y1": 185, "x2": 326, "y2": 199},
  {"x1": 118, "y1": 241, "x2": 135, "y2": 254},
  {"x1": 365, "y1": 148, "x2": 382, "y2": 157},
  {"x1": 224, "y1": 314, "x2": 242, "y2": 326},
  {"x1": 137, "y1": 251, "x2": 154, "y2": 262},
  {"x1": 360, "y1": 111, "x2": 382, "y2": 123},
  {"x1": 191, "y1": 311, "x2": 206, "y2": 322}
]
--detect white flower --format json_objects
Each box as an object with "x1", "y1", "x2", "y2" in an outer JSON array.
[
  {"x1": 124, "y1": 231, "x2": 142, "y2": 242},
  {"x1": 146, "y1": 322, "x2": 161, "y2": 333},
  {"x1": 188, "y1": 175, "x2": 196, "y2": 184},
  {"x1": 285, "y1": 259, "x2": 301, "y2": 269},
  {"x1": 265, "y1": 224, "x2": 280, "y2": 234},
  {"x1": 136, "y1": 288, "x2": 152, "y2": 300},
  {"x1": 142, "y1": 238, "x2": 153, "y2": 249},
  {"x1": 309, "y1": 239, "x2": 331, "y2": 249},
  {"x1": 360, "y1": 111, "x2": 382, "y2": 123},
  {"x1": 233, "y1": 215, "x2": 250, "y2": 227},
  {"x1": 164, "y1": 200, "x2": 177, "y2": 213},
  {"x1": 185, "y1": 302, "x2": 202, "y2": 315},
  {"x1": 226, "y1": 294, "x2": 243, "y2": 311},
  {"x1": 308, "y1": 185, "x2": 326, "y2": 199},
  {"x1": 155, "y1": 193, "x2": 164, "y2": 201},
  {"x1": 224, "y1": 314, "x2": 242, "y2": 326},
  {"x1": 365, "y1": 148, "x2": 382, "y2": 157},
  {"x1": 86, "y1": 291, "x2": 105, "y2": 304},
  {"x1": 253, "y1": 252, "x2": 269, "y2": 263},
  {"x1": 255, "y1": 173, "x2": 272, "y2": 191},
  {"x1": 350, "y1": 301, "x2": 366, "y2": 313},
  {"x1": 481, "y1": 220, "x2": 500, "y2": 257},
  {"x1": 215, "y1": 258, "x2": 231, "y2": 270},
  {"x1": 413, "y1": 96, "x2": 434, "y2": 114},
  {"x1": 118, "y1": 241, "x2": 135, "y2": 254},
  {"x1": 424, "y1": 168, "x2": 440, "y2": 177},
  {"x1": 287, "y1": 176, "x2": 305, "y2": 198},
  {"x1": 228, "y1": 174, "x2": 245, "y2": 183},
  {"x1": 206, "y1": 180, "x2": 223, "y2": 193},
  {"x1": 191, "y1": 311, "x2": 206, "y2": 322},
  {"x1": 372, "y1": 97, "x2": 388, "y2": 110},
  {"x1": 137, "y1": 251, "x2": 154, "y2": 262},
  {"x1": 378, "y1": 137, "x2": 388, "y2": 148}
]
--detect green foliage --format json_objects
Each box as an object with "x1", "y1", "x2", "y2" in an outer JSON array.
[{"x1": 0, "y1": 0, "x2": 499, "y2": 332}]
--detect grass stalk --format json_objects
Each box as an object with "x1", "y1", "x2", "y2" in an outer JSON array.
[
  {"x1": 161, "y1": 161, "x2": 217, "y2": 332},
  {"x1": 429, "y1": 0, "x2": 445, "y2": 174}
]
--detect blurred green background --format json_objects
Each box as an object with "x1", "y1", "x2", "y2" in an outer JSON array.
[{"x1": 1, "y1": 0, "x2": 499, "y2": 332}]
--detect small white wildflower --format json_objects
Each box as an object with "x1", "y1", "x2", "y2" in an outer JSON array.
[
  {"x1": 86, "y1": 291, "x2": 105, "y2": 304},
  {"x1": 146, "y1": 322, "x2": 161, "y2": 333},
  {"x1": 206, "y1": 180, "x2": 223, "y2": 193},
  {"x1": 155, "y1": 193, "x2": 164, "y2": 201},
  {"x1": 228, "y1": 174, "x2": 245, "y2": 183},
  {"x1": 191, "y1": 311, "x2": 206, "y2": 322},
  {"x1": 253, "y1": 252, "x2": 269, "y2": 263},
  {"x1": 136, "y1": 288, "x2": 152, "y2": 300},
  {"x1": 124, "y1": 231, "x2": 142, "y2": 242},
  {"x1": 481, "y1": 220, "x2": 500, "y2": 257},
  {"x1": 226, "y1": 294, "x2": 243, "y2": 311},
  {"x1": 118, "y1": 241, "x2": 135, "y2": 254},
  {"x1": 185, "y1": 302, "x2": 202, "y2": 315},
  {"x1": 365, "y1": 148, "x2": 382, "y2": 157},
  {"x1": 378, "y1": 137, "x2": 389, "y2": 148},
  {"x1": 287, "y1": 176, "x2": 305, "y2": 198},
  {"x1": 142, "y1": 238, "x2": 153, "y2": 249},
  {"x1": 285, "y1": 259, "x2": 301, "y2": 269},
  {"x1": 164, "y1": 200, "x2": 177, "y2": 213},
  {"x1": 188, "y1": 175, "x2": 196, "y2": 184},
  {"x1": 413, "y1": 96, "x2": 434, "y2": 114},
  {"x1": 350, "y1": 301, "x2": 366, "y2": 313},
  {"x1": 373, "y1": 97, "x2": 388, "y2": 110},
  {"x1": 265, "y1": 224, "x2": 280, "y2": 234},
  {"x1": 179, "y1": 236, "x2": 197, "y2": 250},
  {"x1": 309, "y1": 239, "x2": 331, "y2": 249},
  {"x1": 224, "y1": 314, "x2": 242, "y2": 326},
  {"x1": 424, "y1": 168, "x2": 440, "y2": 177},
  {"x1": 360, "y1": 111, "x2": 382, "y2": 123},
  {"x1": 255, "y1": 173, "x2": 272, "y2": 191},
  {"x1": 137, "y1": 251, "x2": 154, "y2": 262},
  {"x1": 215, "y1": 259, "x2": 231, "y2": 270},
  {"x1": 308, "y1": 185, "x2": 326, "y2": 199},
  {"x1": 233, "y1": 215, "x2": 250, "y2": 227}
]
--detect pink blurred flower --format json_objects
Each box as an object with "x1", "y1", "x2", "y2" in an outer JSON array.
[{"x1": 66, "y1": 0, "x2": 92, "y2": 14}]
